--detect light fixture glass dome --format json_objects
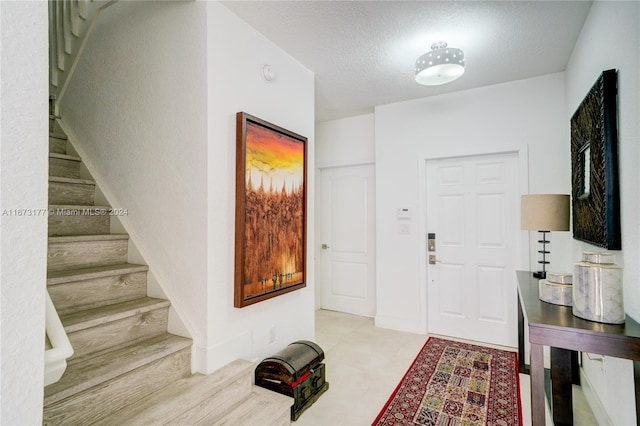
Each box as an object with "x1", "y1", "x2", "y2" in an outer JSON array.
[{"x1": 415, "y1": 41, "x2": 465, "y2": 86}]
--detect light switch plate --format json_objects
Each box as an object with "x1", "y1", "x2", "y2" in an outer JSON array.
[{"x1": 399, "y1": 223, "x2": 410, "y2": 234}]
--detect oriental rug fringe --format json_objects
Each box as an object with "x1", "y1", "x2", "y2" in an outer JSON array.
[{"x1": 373, "y1": 337, "x2": 522, "y2": 426}]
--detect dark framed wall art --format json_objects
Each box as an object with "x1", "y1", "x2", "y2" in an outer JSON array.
[
  {"x1": 570, "y1": 69, "x2": 621, "y2": 250},
  {"x1": 234, "y1": 112, "x2": 308, "y2": 307}
]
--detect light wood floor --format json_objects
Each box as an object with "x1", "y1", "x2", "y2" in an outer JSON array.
[{"x1": 295, "y1": 309, "x2": 597, "y2": 426}]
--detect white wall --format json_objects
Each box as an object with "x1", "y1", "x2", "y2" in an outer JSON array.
[
  {"x1": 0, "y1": 1, "x2": 48, "y2": 424},
  {"x1": 374, "y1": 73, "x2": 568, "y2": 335},
  {"x1": 204, "y1": 2, "x2": 315, "y2": 373},
  {"x1": 316, "y1": 114, "x2": 375, "y2": 168},
  {"x1": 564, "y1": 2, "x2": 639, "y2": 424},
  {"x1": 60, "y1": 1, "x2": 315, "y2": 374}
]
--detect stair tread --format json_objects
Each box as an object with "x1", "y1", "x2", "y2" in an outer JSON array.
[
  {"x1": 48, "y1": 233, "x2": 129, "y2": 243},
  {"x1": 208, "y1": 386, "x2": 293, "y2": 425},
  {"x1": 49, "y1": 176, "x2": 95, "y2": 185},
  {"x1": 44, "y1": 333, "x2": 192, "y2": 406},
  {"x1": 49, "y1": 204, "x2": 110, "y2": 210},
  {"x1": 94, "y1": 359, "x2": 255, "y2": 425},
  {"x1": 49, "y1": 152, "x2": 81, "y2": 162},
  {"x1": 47, "y1": 263, "x2": 148, "y2": 285},
  {"x1": 49, "y1": 133, "x2": 68, "y2": 140},
  {"x1": 61, "y1": 297, "x2": 170, "y2": 333}
]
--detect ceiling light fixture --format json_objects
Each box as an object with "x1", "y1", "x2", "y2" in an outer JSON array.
[{"x1": 414, "y1": 41, "x2": 465, "y2": 86}]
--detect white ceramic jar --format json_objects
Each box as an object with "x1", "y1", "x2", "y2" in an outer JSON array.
[
  {"x1": 538, "y1": 279, "x2": 573, "y2": 306},
  {"x1": 573, "y1": 252, "x2": 624, "y2": 324},
  {"x1": 539, "y1": 272, "x2": 573, "y2": 306}
]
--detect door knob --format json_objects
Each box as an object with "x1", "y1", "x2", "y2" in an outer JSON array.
[{"x1": 321, "y1": 244, "x2": 330, "y2": 249}]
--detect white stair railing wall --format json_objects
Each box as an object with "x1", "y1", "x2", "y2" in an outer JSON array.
[
  {"x1": 44, "y1": 291, "x2": 74, "y2": 386},
  {"x1": 49, "y1": 0, "x2": 118, "y2": 116}
]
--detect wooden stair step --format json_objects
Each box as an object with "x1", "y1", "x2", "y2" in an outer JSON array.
[
  {"x1": 49, "y1": 133, "x2": 68, "y2": 140},
  {"x1": 49, "y1": 153, "x2": 81, "y2": 179},
  {"x1": 207, "y1": 386, "x2": 293, "y2": 426},
  {"x1": 62, "y1": 297, "x2": 169, "y2": 333},
  {"x1": 61, "y1": 297, "x2": 171, "y2": 361},
  {"x1": 49, "y1": 134, "x2": 67, "y2": 154},
  {"x1": 94, "y1": 359, "x2": 256, "y2": 425},
  {"x1": 48, "y1": 263, "x2": 148, "y2": 285},
  {"x1": 48, "y1": 234, "x2": 129, "y2": 272},
  {"x1": 49, "y1": 176, "x2": 96, "y2": 205},
  {"x1": 49, "y1": 176, "x2": 95, "y2": 185},
  {"x1": 43, "y1": 334, "x2": 192, "y2": 425},
  {"x1": 48, "y1": 263, "x2": 148, "y2": 315},
  {"x1": 49, "y1": 153, "x2": 79, "y2": 161},
  {"x1": 48, "y1": 204, "x2": 111, "y2": 236},
  {"x1": 44, "y1": 333, "x2": 190, "y2": 403}
]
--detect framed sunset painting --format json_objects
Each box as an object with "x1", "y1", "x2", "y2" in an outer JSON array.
[{"x1": 234, "y1": 112, "x2": 307, "y2": 307}]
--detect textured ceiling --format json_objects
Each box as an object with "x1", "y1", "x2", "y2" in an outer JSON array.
[{"x1": 221, "y1": 1, "x2": 592, "y2": 122}]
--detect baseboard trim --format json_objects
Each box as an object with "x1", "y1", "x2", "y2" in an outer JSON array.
[
  {"x1": 196, "y1": 331, "x2": 253, "y2": 374},
  {"x1": 374, "y1": 314, "x2": 424, "y2": 334}
]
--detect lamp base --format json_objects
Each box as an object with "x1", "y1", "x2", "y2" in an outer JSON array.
[{"x1": 533, "y1": 230, "x2": 550, "y2": 280}]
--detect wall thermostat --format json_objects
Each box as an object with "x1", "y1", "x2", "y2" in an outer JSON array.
[{"x1": 396, "y1": 207, "x2": 411, "y2": 219}]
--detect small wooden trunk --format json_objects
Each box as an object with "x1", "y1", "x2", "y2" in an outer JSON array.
[{"x1": 255, "y1": 340, "x2": 329, "y2": 420}]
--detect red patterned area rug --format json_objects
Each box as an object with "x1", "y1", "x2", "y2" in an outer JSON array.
[{"x1": 373, "y1": 337, "x2": 522, "y2": 426}]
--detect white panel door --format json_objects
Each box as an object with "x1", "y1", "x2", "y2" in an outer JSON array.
[
  {"x1": 426, "y1": 153, "x2": 518, "y2": 347},
  {"x1": 320, "y1": 165, "x2": 376, "y2": 316}
]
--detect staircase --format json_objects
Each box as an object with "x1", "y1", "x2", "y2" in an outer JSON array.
[{"x1": 43, "y1": 126, "x2": 293, "y2": 425}]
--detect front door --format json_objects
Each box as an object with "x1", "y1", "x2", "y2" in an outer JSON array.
[
  {"x1": 319, "y1": 164, "x2": 376, "y2": 317},
  {"x1": 426, "y1": 153, "x2": 518, "y2": 347}
]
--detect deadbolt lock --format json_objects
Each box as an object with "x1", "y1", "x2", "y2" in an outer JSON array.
[{"x1": 428, "y1": 233, "x2": 436, "y2": 252}]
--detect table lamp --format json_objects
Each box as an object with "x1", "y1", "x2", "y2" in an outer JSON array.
[{"x1": 521, "y1": 194, "x2": 570, "y2": 279}]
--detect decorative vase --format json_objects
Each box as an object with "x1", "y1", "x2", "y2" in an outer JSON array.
[
  {"x1": 573, "y1": 252, "x2": 624, "y2": 324},
  {"x1": 538, "y1": 272, "x2": 573, "y2": 306}
]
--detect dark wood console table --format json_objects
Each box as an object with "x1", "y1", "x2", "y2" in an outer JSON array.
[{"x1": 517, "y1": 270, "x2": 640, "y2": 426}]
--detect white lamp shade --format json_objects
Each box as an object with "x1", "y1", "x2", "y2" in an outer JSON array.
[
  {"x1": 521, "y1": 194, "x2": 570, "y2": 231},
  {"x1": 415, "y1": 63, "x2": 465, "y2": 85},
  {"x1": 414, "y1": 42, "x2": 465, "y2": 86}
]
